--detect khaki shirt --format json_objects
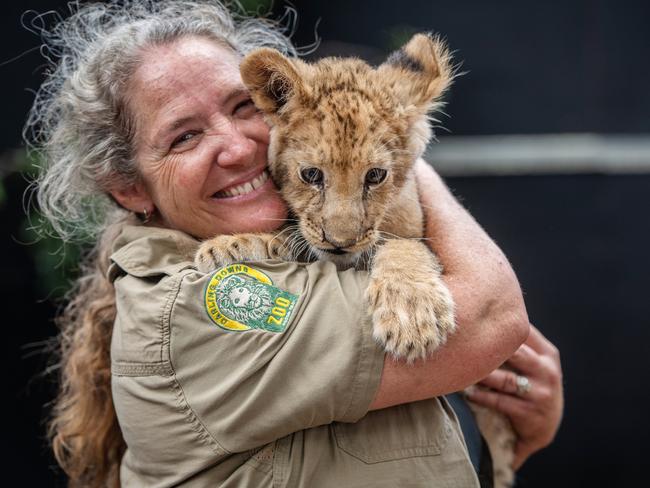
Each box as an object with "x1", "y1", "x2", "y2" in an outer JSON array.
[{"x1": 109, "y1": 225, "x2": 479, "y2": 487}]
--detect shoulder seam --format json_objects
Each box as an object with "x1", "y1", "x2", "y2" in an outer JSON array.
[
  {"x1": 166, "y1": 271, "x2": 231, "y2": 457},
  {"x1": 111, "y1": 270, "x2": 188, "y2": 375},
  {"x1": 160, "y1": 269, "x2": 192, "y2": 364},
  {"x1": 169, "y1": 373, "x2": 230, "y2": 457}
]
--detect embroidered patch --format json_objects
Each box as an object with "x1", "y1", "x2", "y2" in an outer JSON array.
[{"x1": 204, "y1": 264, "x2": 298, "y2": 333}]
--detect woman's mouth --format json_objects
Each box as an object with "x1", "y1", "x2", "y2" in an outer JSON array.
[{"x1": 212, "y1": 170, "x2": 270, "y2": 198}]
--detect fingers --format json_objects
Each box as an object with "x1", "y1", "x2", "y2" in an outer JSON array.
[
  {"x1": 508, "y1": 338, "x2": 562, "y2": 389},
  {"x1": 505, "y1": 344, "x2": 540, "y2": 374},
  {"x1": 466, "y1": 387, "x2": 529, "y2": 418},
  {"x1": 479, "y1": 369, "x2": 526, "y2": 396}
]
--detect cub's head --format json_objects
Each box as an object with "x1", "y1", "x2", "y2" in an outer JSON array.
[{"x1": 241, "y1": 33, "x2": 452, "y2": 265}]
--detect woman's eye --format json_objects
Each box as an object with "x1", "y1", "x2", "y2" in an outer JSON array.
[
  {"x1": 365, "y1": 168, "x2": 388, "y2": 186},
  {"x1": 171, "y1": 131, "x2": 197, "y2": 148},
  {"x1": 234, "y1": 98, "x2": 257, "y2": 116},
  {"x1": 299, "y1": 167, "x2": 324, "y2": 186}
]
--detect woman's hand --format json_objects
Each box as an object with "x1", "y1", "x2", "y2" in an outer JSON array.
[{"x1": 466, "y1": 324, "x2": 563, "y2": 469}]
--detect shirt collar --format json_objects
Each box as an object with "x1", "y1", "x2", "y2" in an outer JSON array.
[{"x1": 109, "y1": 224, "x2": 199, "y2": 281}]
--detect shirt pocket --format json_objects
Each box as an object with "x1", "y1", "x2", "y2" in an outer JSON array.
[{"x1": 333, "y1": 398, "x2": 453, "y2": 463}]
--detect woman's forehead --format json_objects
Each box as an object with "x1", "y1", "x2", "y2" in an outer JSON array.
[
  {"x1": 129, "y1": 37, "x2": 244, "y2": 138},
  {"x1": 135, "y1": 38, "x2": 241, "y2": 96}
]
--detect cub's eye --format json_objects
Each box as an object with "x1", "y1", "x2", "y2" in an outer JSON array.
[
  {"x1": 299, "y1": 167, "x2": 324, "y2": 186},
  {"x1": 365, "y1": 168, "x2": 388, "y2": 186}
]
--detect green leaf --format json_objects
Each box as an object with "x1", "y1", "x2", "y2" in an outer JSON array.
[{"x1": 238, "y1": 0, "x2": 273, "y2": 15}]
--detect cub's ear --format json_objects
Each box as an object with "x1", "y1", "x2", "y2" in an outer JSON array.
[
  {"x1": 240, "y1": 48, "x2": 309, "y2": 115},
  {"x1": 378, "y1": 33, "x2": 453, "y2": 113}
]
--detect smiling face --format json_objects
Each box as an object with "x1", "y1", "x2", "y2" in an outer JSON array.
[{"x1": 115, "y1": 36, "x2": 287, "y2": 239}]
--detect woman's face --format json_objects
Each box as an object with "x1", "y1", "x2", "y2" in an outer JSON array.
[{"x1": 119, "y1": 36, "x2": 287, "y2": 239}]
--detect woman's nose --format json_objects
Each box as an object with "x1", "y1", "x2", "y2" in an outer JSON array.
[{"x1": 216, "y1": 128, "x2": 257, "y2": 168}]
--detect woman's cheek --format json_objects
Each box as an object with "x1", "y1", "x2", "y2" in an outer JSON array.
[
  {"x1": 243, "y1": 116, "x2": 271, "y2": 145},
  {"x1": 175, "y1": 150, "x2": 212, "y2": 187}
]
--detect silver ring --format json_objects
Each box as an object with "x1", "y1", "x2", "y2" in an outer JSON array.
[{"x1": 515, "y1": 375, "x2": 532, "y2": 396}]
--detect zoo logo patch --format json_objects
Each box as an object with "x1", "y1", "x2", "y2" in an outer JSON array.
[{"x1": 204, "y1": 264, "x2": 298, "y2": 333}]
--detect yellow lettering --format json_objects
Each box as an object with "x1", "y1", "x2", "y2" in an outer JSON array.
[
  {"x1": 275, "y1": 297, "x2": 291, "y2": 307},
  {"x1": 267, "y1": 315, "x2": 283, "y2": 326},
  {"x1": 272, "y1": 306, "x2": 286, "y2": 317}
]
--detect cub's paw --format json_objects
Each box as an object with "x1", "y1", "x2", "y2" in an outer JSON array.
[
  {"x1": 194, "y1": 233, "x2": 289, "y2": 272},
  {"x1": 367, "y1": 274, "x2": 455, "y2": 362},
  {"x1": 367, "y1": 241, "x2": 456, "y2": 362}
]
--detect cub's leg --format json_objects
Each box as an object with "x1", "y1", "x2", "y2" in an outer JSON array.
[
  {"x1": 366, "y1": 239, "x2": 456, "y2": 362},
  {"x1": 467, "y1": 400, "x2": 516, "y2": 488},
  {"x1": 194, "y1": 232, "x2": 291, "y2": 272}
]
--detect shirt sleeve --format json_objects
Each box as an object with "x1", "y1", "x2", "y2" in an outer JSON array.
[{"x1": 168, "y1": 260, "x2": 385, "y2": 454}]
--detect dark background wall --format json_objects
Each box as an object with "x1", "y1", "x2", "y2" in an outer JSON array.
[{"x1": 1, "y1": 1, "x2": 648, "y2": 486}]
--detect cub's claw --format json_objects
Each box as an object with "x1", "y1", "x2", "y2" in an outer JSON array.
[
  {"x1": 367, "y1": 276, "x2": 455, "y2": 362},
  {"x1": 194, "y1": 233, "x2": 290, "y2": 272},
  {"x1": 366, "y1": 240, "x2": 456, "y2": 362}
]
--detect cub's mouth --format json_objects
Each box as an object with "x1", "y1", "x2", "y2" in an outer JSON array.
[{"x1": 322, "y1": 248, "x2": 348, "y2": 255}]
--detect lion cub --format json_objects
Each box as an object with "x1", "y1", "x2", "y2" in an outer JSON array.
[
  {"x1": 195, "y1": 34, "x2": 515, "y2": 486},
  {"x1": 196, "y1": 33, "x2": 455, "y2": 361}
]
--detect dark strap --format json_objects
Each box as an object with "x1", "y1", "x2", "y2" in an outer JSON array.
[{"x1": 477, "y1": 435, "x2": 495, "y2": 488}]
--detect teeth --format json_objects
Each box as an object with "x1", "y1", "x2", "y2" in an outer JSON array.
[
  {"x1": 251, "y1": 171, "x2": 268, "y2": 189},
  {"x1": 214, "y1": 170, "x2": 269, "y2": 198}
]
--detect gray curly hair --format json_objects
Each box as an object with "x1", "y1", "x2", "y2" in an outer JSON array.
[{"x1": 25, "y1": 0, "x2": 296, "y2": 242}]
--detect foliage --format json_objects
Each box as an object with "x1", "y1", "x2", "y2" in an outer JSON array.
[
  {"x1": 19, "y1": 216, "x2": 83, "y2": 301},
  {"x1": 237, "y1": 0, "x2": 273, "y2": 16},
  {"x1": 2, "y1": 148, "x2": 82, "y2": 301}
]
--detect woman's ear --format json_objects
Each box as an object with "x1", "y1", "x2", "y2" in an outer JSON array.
[{"x1": 110, "y1": 181, "x2": 155, "y2": 215}]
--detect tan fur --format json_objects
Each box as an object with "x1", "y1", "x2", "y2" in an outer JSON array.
[
  {"x1": 195, "y1": 33, "x2": 515, "y2": 486},
  {"x1": 469, "y1": 401, "x2": 517, "y2": 487}
]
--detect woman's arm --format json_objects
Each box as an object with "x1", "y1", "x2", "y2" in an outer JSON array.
[{"x1": 370, "y1": 160, "x2": 530, "y2": 410}]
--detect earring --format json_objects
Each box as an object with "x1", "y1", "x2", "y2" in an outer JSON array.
[{"x1": 142, "y1": 208, "x2": 152, "y2": 223}]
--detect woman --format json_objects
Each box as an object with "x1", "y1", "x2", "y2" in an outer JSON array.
[{"x1": 27, "y1": 1, "x2": 561, "y2": 487}]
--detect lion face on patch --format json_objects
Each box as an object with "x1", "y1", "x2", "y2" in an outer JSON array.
[
  {"x1": 217, "y1": 275, "x2": 273, "y2": 323},
  {"x1": 228, "y1": 285, "x2": 252, "y2": 308},
  {"x1": 241, "y1": 34, "x2": 452, "y2": 266}
]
